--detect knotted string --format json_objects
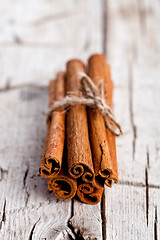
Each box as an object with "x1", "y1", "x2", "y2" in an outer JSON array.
[{"x1": 47, "y1": 72, "x2": 122, "y2": 136}]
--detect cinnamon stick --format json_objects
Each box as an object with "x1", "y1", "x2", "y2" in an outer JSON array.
[
  {"x1": 39, "y1": 72, "x2": 65, "y2": 178},
  {"x1": 77, "y1": 182, "x2": 104, "y2": 204},
  {"x1": 48, "y1": 129, "x2": 77, "y2": 201},
  {"x1": 104, "y1": 178, "x2": 112, "y2": 188},
  {"x1": 48, "y1": 172, "x2": 77, "y2": 201},
  {"x1": 104, "y1": 63, "x2": 118, "y2": 184},
  {"x1": 87, "y1": 54, "x2": 114, "y2": 181},
  {"x1": 39, "y1": 80, "x2": 55, "y2": 177},
  {"x1": 66, "y1": 60, "x2": 94, "y2": 183}
]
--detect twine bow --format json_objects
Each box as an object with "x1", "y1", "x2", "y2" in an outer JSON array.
[{"x1": 47, "y1": 72, "x2": 122, "y2": 136}]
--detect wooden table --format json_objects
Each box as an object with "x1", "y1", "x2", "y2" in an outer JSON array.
[{"x1": 0, "y1": 0, "x2": 159, "y2": 239}]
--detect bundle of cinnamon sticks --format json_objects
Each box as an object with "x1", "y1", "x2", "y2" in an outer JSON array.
[{"x1": 39, "y1": 54, "x2": 119, "y2": 204}]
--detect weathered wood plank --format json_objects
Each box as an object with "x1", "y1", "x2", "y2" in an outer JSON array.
[
  {"x1": 105, "y1": 185, "x2": 148, "y2": 239},
  {"x1": 106, "y1": 0, "x2": 146, "y2": 184},
  {"x1": 0, "y1": 1, "x2": 104, "y2": 239},
  {"x1": 70, "y1": 199, "x2": 103, "y2": 239},
  {"x1": 105, "y1": 186, "x2": 160, "y2": 240},
  {"x1": 104, "y1": 0, "x2": 160, "y2": 239},
  {"x1": 0, "y1": 0, "x2": 85, "y2": 43},
  {"x1": 1, "y1": 0, "x2": 160, "y2": 239},
  {"x1": 0, "y1": 87, "x2": 73, "y2": 240},
  {"x1": 0, "y1": 0, "x2": 101, "y2": 45},
  {"x1": 148, "y1": 188, "x2": 160, "y2": 240},
  {"x1": 0, "y1": 0, "x2": 102, "y2": 89},
  {"x1": 0, "y1": 82, "x2": 104, "y2": 239},
  {"x1": 106, "y1": 0, "x2": 160, "y2": 184}
]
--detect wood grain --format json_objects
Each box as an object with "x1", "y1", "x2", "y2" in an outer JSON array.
[
  {"x1": 0, "y1": 0, "x2": 102, "y2": 89},
  {"x1": 104, "y1": 0, "x2": 160, "y2": 239},
  {"x1": 0, "y1": 87, "x2": 72, "y2": 239},
  {"x1": 0, "y1": 0, "x2": 104, "y2": 239},
  {"x1": 0, "y1": 0, "x2": 160, "y2": 239}
]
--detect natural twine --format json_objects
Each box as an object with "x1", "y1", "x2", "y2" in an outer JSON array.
[{"x1": 47, "y1": 72, "x2": 122, "y2": 136}]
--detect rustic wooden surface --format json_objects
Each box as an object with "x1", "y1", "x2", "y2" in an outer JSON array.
[{"x1": 0, "y1": 0, "x2": 160, "y2": 239}]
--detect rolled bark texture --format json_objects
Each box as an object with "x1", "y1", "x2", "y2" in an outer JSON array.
[
  {"x1": 66, "y1": 59, "x2": 94, "y2": 183},
  {"x1": 40, "y1": 72, "x2": 65, "y2": 178},
  {"x1": 48, "y1": 172, "x2": 77, "y2": 200},
  {"x1": 104, "y1": 62, "x2": 118, "y2": 184},
  {"x1": 77, "y1": 182, "x2": 104, "y2": 204},
  {"x1": 87, "y1": 54, "x2": 118, "y2": 185}
]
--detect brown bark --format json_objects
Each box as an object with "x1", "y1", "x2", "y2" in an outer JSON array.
[
  {"x1": 39, "y1": 72, "x2": 65, "y2": 178},
  {"x1": 87, "y1": 54, "x2": 118, "y2": 185},
  {"x1": 77, "y1": 182, "x2": 104, "y2": 204},
  {"x1": 39, "y1": 80, "x2": 55, "y2": 177},
  {"x1": 104, "y1": 178, "x2": 112, "y2": 188},
  {"x1": 66, "y1": 59, "x2": 94, "y2": 183},
  {"x1": 104, "y1": 63, "x2": 118, "y2": 184},
  {"x1": 87, "y1": 54, "x2": 114, "y2": 180},
  {"x1": 48, "y1": 172, "x2": 77, "y2": 200},
  {"x1": 48, "y1": 139, "x2": 77, "y2": 200}
]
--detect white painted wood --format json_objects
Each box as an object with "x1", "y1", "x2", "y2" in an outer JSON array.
[
  {"x1": 0, "y1": 80, "x2": 103, "y2": 240},
  {"x1": 70, "y1": 199, "x2": 103, "y2": 240},
  {"x1": 0, "y1": 87, "x2": 73, "y2": 239},
  {"x1": 105, "y1": 185, "x2": 148, "y2": 239},
  {"x1": 105, "y1": 185, "x2": 160, "y2": 239},
  {"x1": 0, "y1": 0, "x2": 160, "y2": 239},
  {"x1": 0, "y1": 0, "x2": 101, "y2": 46},
  {"x1": 105, "y1": 186, "x2": 160, "y2": 240},
  {"x1": 148, "y1": 188, "x2": 160, "y2": 240},
  {"x1": 0, "y1": 0, "x2": 102, "y2": 89},
  {"x1": 106, "y1": 0, "x2": 146, "y2": 184},
  {"x1": 105, "y1": 0, "x2": 160, "y2": 239},
  {"x1": 106, "y1": 0, "x2": 160, "y2": 184},
  {"x1": 0, "y1": 0, "x2": 104, "y2": 239}
]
